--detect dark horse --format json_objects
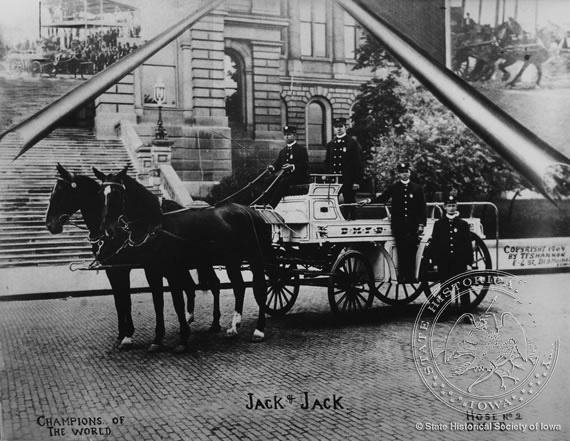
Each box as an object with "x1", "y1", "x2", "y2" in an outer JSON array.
[
  {"x1": 95, "y1": 166, "x2": 272, "y2": 342},
  {"x1": 45, "y1": 164, "x2": 222, "y2": 352},
  {"x1": 494, "y1": 20, "x2": 554, "y2": 88},
  {"x1": 452, "y1": 25, "x2": 499, "y2": 82}
]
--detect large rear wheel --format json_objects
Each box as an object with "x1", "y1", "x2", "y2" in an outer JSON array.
[
  {"x1": 373, "y1": 244, "x2": 423, "y2": 305},
  {"x1": 421, "y1": 233, "x2": 492, "y2": 310}
]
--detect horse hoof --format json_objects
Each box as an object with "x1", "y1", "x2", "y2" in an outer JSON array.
[
  {"x1": 148, "y1": 343, "x2": 162, "y2": 353},
  {"x1": 186, "y1": 312, "x2": 195, "y2": 325},
  {"x1": 251, "y1": 329, "x2": 265, "y2": 343},
  {"x1": 226, "y1": 328, "x2": 239, "y2": 338},
  {"x1": 172, "y1": 344, "x2": 187, "y2": 354},
  {"x1": 117, "y1": 337, "x2": 133, "y2": 350}
]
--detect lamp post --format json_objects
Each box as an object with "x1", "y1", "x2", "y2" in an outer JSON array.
[
  {"x1": 153, "y1": 78, "x2": 167, "y2": 141},
  {"x1": 149, "y1": 79, "x2": 173, "y2": 192}
]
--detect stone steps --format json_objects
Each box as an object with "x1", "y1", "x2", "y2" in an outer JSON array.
[{"x1": 0, "y1": 127, "x2": 134, "y2": 268}]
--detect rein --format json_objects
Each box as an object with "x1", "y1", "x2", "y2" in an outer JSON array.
[
  {"x1": 214, "y1": 168, "x2": 271, "y2": 207},
  {"x1": 250, "y1": 169, "x2": 285, "y2": 206}
]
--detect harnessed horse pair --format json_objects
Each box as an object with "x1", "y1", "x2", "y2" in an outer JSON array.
[{"x1": 46, "y1": 164, "x2": 271, "y2": 352}]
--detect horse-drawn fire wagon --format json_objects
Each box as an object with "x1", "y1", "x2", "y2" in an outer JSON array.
[
  {"x1": 255, "y1": 174, "x2": 496, "y2": 316},
  {"x1": 6, "y1": 49, "x2": 89, "y2": 78}
]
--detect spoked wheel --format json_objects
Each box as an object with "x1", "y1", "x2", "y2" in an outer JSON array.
[
  {"x1": 462, "y1": 233, "x2": 492, "y2": 309},
  {"x1": 9, "y1": 58, "x2": 23, "y2": 74},
  {"x1": 421, "y1": 233, "x2": 493, "y2": 311},
  {"x1": 453, "y1": 57, "x2": 470, "y2": 80},
  {"x1": 31, "y1": 61, "x2": 42, "y2": 76},
  {"x1": 373, "y1": 245, "x2": 423, "y2": 305},
  {"x1": 265, "y1": 263, "x2": 300, "y2": 316},
  {"x1": 375, "y1": 279, "x2": 424, "y2": 305},
  {"x1": 328, "y1": 250, "x2": 374, "y2": 315}
]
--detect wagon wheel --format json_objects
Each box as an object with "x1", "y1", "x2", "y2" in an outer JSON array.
[
  {"x1": 374, "y1": 245, "x2": 423, "y2": 305},
  {"x1": 328, "y1": 250, "x2": 374, "y2": 315},
  {"x1": 44, "y1": 62, "x2": 57, "y2": 77},
  {"x1": 421, "y1": 233, "x2": 492, "y2": 310},
  {"x1": 462, "y1": 233, "x2": 492, "y2": 309},
  {"x1": 9, "y1": 58, "x2": 23, "y2": 73},
  {"x1": 375, "y1": 278, "x2": 424, "y2": 305},
  {"x1": 31, "y1": 61, "x2": 42, "y2": 77},
  {"x1": 265, "y1": 263, "x2": 299, "y2": 316},
  {"x1": 453, "y1": 57, "x2": 470, "y2": 79}
]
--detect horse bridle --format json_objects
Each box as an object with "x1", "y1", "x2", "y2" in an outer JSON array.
[
  {"x1": 52, "y1": 176, "x2": 96, "y2": 236},
  {"x1": 101, "y1": 180, "x2": 161, "y2": 249},
  {"x1": 101, "y1": 180, "x2": 128, "y2": 230}
]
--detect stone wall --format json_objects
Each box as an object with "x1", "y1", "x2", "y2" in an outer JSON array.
[{"x1": 94, "y1": 73, "x2": 137, "y2": 138}]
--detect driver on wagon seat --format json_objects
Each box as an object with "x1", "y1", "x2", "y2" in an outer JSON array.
[{"x1": 264, "y1": 125, "x2": 309, "y2": 208}]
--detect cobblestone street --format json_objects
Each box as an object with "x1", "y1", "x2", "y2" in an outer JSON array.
[{"x1": 0, "y1": 273, "x2": 567, "y2": 441}]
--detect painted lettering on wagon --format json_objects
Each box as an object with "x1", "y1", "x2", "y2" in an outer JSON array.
[{"x1": 339, "y1": 226, "x2": 385, "y2": 235}]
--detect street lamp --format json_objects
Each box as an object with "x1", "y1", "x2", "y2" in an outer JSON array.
[{"x1": 153, "y1": 78, "x2": 167, "y2": 140}]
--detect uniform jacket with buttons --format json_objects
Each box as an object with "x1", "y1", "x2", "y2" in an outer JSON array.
[
  {"x1": 371, "y1": 180, "x2": 427, "y2": 231},
  {"x1": 273, "y1": 141, "x2": 309, "y2": 185},
  {"x1": 430, "y1": 215, "x2": 473, "y2": 268},
  {"x1": 324, "y1": 135, "x2": 364, "y2": 187}
]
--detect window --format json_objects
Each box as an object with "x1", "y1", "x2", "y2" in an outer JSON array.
[
  {"x1": 344, "y1": 12, "x2": 362, "y2": 60},
  {"x1": 142, "y1": 43, "x2": 177, "y2": 106},
  {"x1": 300, "y1": 0, "x2": 327, "y2": 57},
  {"x1": 307, "y1": 101, "x2": 325, "y2": 147},
  {"x1": 142, "y1": 65, "x2": 176, "y2": 106}
]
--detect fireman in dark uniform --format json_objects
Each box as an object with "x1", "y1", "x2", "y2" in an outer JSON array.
[
  {"x1": 324, "y1": 117, "x2": 364, "y2": 220},
  {"x1": 365, "y1": 162, "x2": 427, "y2": 282},
  {"x1": 430, "y1": 195, "x2": 473, "y2": 307},
  {"x1": 265, "y1": 125, "x2": 309, "y2": 207}
]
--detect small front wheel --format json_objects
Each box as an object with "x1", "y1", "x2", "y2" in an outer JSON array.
[
  {"x1": 31, "y1": 61, "x2": 42, "y2": 76},
  {"x1": 265, "y1": 263, "x2": 299, "y2": 316},
  {"x1": 328, "y1": 250, "x2": 374, "y2": 315}
]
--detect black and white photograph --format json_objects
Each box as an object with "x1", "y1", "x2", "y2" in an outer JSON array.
[{"x1": 0, "y1": 0, "x2": 568, "y2": 440}]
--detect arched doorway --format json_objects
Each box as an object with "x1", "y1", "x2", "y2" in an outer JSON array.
[{"x1": 224, "y1": 50, "x2": 246, "y2": 132}]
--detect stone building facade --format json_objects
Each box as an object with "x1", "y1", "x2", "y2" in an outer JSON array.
[{"x1": 94, "y1": 0, "x2": 445, "y2": 196}]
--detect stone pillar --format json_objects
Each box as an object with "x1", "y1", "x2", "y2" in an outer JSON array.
[
  {"x1": 190, "y1": 10, "x2": 227, "y2": 126},
  {"x1": 287, "y1": 0, "x2": 302, "y2": 74},
  {"x1": 180, "y1": 30, "x2": 194, "y2": 123},
  {"x1": 135, "y1": 143, "x2": 152, "y2": 187},
  {"x1": 252, "y1": 41, "x2": 283, "y2": 139},
  {"x1": 251, "y1": 40, "x2": 286, "y2": 168},
  {"x1": 94, "y1": 73, "x2": 137, "y2": 138},
  {"x1": 332, "y1": 2, "x2": 347, "y2": 75},
  {"x1": 150, "y1": 139, "x2": 174, "y2": 192}
]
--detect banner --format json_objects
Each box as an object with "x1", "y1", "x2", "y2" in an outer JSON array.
[{"x1": 486, "y1": 237, "x2": 570, "y2": 270}]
